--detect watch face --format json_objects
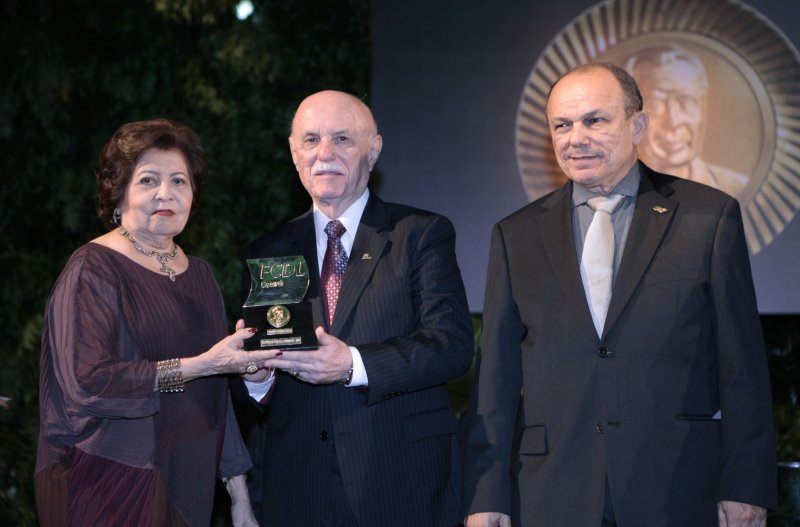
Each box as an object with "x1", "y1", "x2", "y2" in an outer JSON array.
[{"x1": 341, "y1": 367, "x2": 354, "y2": 385}]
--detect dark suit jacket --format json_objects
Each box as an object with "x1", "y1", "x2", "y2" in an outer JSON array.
[
  {"x1": 462, "y1": 163, "x2": 776, "y2": 526},
  {"x1": 238, "y1": 194, "x2": 473, "y2": 526}
]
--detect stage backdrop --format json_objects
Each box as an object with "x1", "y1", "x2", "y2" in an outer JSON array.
[{"x1": 371, "y1": 0, "x2": 800, "y2": 314}]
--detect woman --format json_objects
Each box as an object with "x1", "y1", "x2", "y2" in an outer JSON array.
[{"x1": 35, "y1": 119, "x2": 276, "y2": 526}]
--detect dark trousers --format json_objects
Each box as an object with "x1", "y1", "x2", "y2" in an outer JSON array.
[
  {"x1": 602, "y1": 475, "x2": 616, "y2": 526},
  {"x1": 323, "y1": 445, "x2": 358, "y2": 527}
]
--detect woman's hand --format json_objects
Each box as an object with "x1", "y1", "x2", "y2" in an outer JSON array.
[{"x1": 179, "y1": 320, "x2": 281, "y2": 382}]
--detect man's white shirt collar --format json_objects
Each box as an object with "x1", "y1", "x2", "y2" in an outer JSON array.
[{"x1": 312, "y1": 189, "x2": 369, "y2": 271}]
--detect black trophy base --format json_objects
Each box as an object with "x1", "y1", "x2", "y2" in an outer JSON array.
[{"x1": 242, "y1": 302, "x2": 319, "y2": 351}]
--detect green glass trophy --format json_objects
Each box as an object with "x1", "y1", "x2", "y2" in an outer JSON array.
[{"x1": 242, "y1": 256, "x2": 319, "y2": 351}]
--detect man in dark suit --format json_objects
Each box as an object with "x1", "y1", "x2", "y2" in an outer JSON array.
[
  {"x1": 461, "y1": 63, "x2": 776, "y2": 526},
  {"x1": 240, "y1": 90, "x2": 473, "y2": 526}
]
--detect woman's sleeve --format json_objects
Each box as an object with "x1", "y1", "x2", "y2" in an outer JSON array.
[
  {"x1": 219, "y1": 392, "x2": 253, "y2": 478},
  {"x1": 41, "y1": 254, "x2": 159, "y2": 442}
]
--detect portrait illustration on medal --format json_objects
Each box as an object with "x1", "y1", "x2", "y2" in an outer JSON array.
[
  {"x1": 623, "y1": 43, "x2": 750, "y2": 199},
  {"x1": 266, "y1": 305, "x2": 290, "y2": 329}
]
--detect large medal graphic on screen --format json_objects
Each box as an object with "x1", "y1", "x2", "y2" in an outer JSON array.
[{"x1": 515, "y1": 0, "x2": 800, "y2": 254}]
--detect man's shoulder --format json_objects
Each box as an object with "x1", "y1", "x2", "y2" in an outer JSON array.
[
  {"x1": 368, "y1": 196, "x2": 453, "y2": 233},
  {"x1": 381, "y1": 200, "x2": 442, "y2": 222},
  {"x1": 243, "y1": 210, "x2": 312, "y2": 255},
  {"x1": 645, "y1": 166, "x2": 739, "y2": 208},
  {"x1": 495, "y1": 185, "x2": 566, "y2": 229}
]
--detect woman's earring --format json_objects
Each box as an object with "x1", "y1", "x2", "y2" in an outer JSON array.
[{"x1": 112, "y1": 208, "x2": 121, "y2": 224}]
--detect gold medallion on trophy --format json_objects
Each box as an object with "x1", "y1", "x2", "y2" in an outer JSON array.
[{"x1": 266, "y1": 305, "x2": 291, "y2": 328}]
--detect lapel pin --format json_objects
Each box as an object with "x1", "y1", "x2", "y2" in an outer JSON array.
[
  {"x1": 361, "y1": 253, "x2": 372, "y2": 260},
  {"x1": 652, "y1": 205, "x2": 668, "y2": 214}
]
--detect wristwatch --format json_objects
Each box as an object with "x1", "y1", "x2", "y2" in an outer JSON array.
[{"x1": 340, "y1": 363, "x2": 354, "y2": 386}]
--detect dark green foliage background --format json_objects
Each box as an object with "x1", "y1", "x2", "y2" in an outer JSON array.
[
  {"x1": 0, "y1": 0, "x2": 370, "y2": 523},
  {"x1": 1, "y1": 1, "x2": 799, "y2": 525}
]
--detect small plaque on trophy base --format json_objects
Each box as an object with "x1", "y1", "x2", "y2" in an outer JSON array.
[{"x1": 242, "y1": 256, "x2": 319, "y2": 351}]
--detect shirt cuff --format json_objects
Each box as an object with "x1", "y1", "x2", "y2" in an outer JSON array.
[
  {"x1": 244, "y1": 370, "x2": 276, "y2": 403},
  {"x1": 347, "y1": 346, "x2": 368, "y2": 387}
]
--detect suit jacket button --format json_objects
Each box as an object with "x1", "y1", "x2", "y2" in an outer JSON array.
[
  {"x1": 320, "y1": 431, "x2": 329, "y2": 441},
  {"x1": 598, "y1": 347, "x2": 610, "y2": 358},
  {"x1": 596, "y1": 423, "x2": 604, "y2": 434}
]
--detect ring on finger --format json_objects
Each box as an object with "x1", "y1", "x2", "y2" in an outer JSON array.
[{"x1": 245, "y1": 362, "x2": 258, "y2": 375}]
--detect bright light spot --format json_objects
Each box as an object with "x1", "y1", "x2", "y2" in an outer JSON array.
[{"x1": 235, "y1": 0, "x2": 254, "y2": 20}]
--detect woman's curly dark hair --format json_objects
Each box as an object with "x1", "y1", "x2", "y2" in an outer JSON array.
[{"x1": 96, "y1": 118, "x2": 206, "y2": 229}]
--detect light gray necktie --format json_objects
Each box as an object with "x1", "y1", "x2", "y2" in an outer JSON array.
[{"x1": 580, "y1": 194, "x2": 624, "y2": 336}]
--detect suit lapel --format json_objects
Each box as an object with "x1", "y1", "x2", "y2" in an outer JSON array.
[
  {"x1": 330, "y1": 195, "x2": 389, "y2": 334},
  {"x1": 538, "y1": 183, "x2": 598, "y2": 339},
  {"x1": 287, "y1": 211, "x2": 325, "y2": 328},
  {"x1": 603, "y1": 164, "x2": 677, "y2": 338}
]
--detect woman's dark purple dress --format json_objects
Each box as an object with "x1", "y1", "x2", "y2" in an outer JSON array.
[{"x1": 35, "y1": 243, "x2": 251, "y2": 526}]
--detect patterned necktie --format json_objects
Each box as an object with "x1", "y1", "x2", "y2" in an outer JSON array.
[
  {"x1": 321, "y1": 220, "x2": 348, "y2": 327},
  {"x1": 580, "y1": 194, "x2": 624, "y2": 337}
]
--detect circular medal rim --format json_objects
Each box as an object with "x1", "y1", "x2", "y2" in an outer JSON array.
[{"x1": 266, "y1": 305, "x2": 291, "y2": 329}]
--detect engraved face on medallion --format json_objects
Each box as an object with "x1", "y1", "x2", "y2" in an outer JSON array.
[
  {"x1": 515, "y1": 0, "x2": 800, "y2": 254},
  {"x1": 618, "y1": 39, "x2": 760, "y2": 203},
  {"x1": 266, "y1": 305, "x2": 291, "y2": 328},
  {"x1": 625, "y1": 44, "x2": 756, "y2": 198}
]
